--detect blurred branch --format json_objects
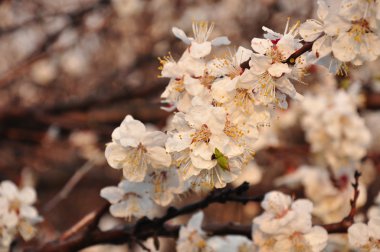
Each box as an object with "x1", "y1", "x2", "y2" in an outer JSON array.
[
  {"x1": 43, "y1": 160, "x2": 95, "y2": 212},
  {"x1": 0, "y1": 0, "x2": 111, "y2": 87},
  {"x1": 321, "y1": 170, "x2": 361, "y2": 233}
]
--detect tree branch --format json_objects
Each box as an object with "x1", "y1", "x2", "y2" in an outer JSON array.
[
  {"x1": 30, "y1": 170, "x2": 362, "y2": 251},
  {"x1": 31, "y1": 182, "x2": 262, "y2": 252}
]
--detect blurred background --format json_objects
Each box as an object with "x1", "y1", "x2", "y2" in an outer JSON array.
[{"x1": 1, "y1": 0, "x2": 380, "y2": 250}]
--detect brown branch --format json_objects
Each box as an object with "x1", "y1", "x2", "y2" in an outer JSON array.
[
  {"x1": 240, "y1": 39, "x2": 315, "y2": 70},
  {"x1": 30, "y1": 170, "x2": 363, "y2": 251},
  {"x1": 31, "y1": 182, "x2": 262, "y2": 252},
  {"x1": 322, "y1": 170, "x2": 361, "y2": 233},
  {"x1": 43, "y1": 160, "x2": 95, "y2": 212}
]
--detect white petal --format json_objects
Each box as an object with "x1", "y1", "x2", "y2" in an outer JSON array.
[
  {"x1": 303, "y1": 226, "x2": 328, "y2": 252},
  {"x1": 188, "y1": 211, "x2": 204, "y2": 231},
  {"x1": 211, "y1": 78, "x2": 237, "y2": 103},
  {"x1": 20, "y1": 205, "x2": 38, "y2": 220},
  {"x1": 0, "y1": 180, "x2": 18, "y2": 200},
  {"x1": 268, "y1": 63, "x2": 291, "y2": 77},
  {"x1": 299, "y1": 19, "x2": 324, "y2": 42},
  {"x1": 172, "y1": 27, "x2": 191, "y2": 44},
  {"x1": 105, "y1": 143, "x2": 126, "y2": 169},
  {"x1": 251, "y1": 38, "x2": 272, "y2": 54},
  {"x1": 249, "y1": 54, "x2": 271, "y2": 75},
  {"x1": 348, "y1": 222, "x2": 370, "y2": 247},
  {"x1": 235, "y1": 46, "x2": 253, "y2": 64},
  {"x1": 190, "y1": 154, "x2": 217, "y2": 169},
  {"x1": 332, "y1": 34, "x2": 356, "y2": 62},
  {"x1": 276, "y1": 77, "x2": 297, "y2": 98},
  {"x1": 165, "y1": 131, "x2": 193, "y2": 153},
  {"x1": 19, "y1": 187, "x2": 37, "y2": 205},
  {"x1": 110, "y1": 201, "x2": 133, "y2": 218},
  {"x1": 312, "y1": 35, "x2": 332, "y2": 59},
  {"x1": 184, "y1": 75, "x2": 204, "y2": 96},
  {"x1": 146, "y1": 146, "x2": 172, "y2": 168},
  {"x1": 191, "y1": 142, "x2": 214, "y2": 161},
  {"x1": 211, "y1": 36, "x2": 230, "y2": 46},
  {"x1": 100, "y1": 186, "x2": 124, "y2": 204},
  {"x1": 142, "y1": 131, "x2": 167, "y2": 147},
  {"x1": 190, "y1": 41, "x2": 212, "y2": 58},
  {"x1": 369, "y1": 217, "x2": 380, "y2": 239}
]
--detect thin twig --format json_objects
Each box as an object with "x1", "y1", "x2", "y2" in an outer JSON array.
[
  {"x1": 43, "y1": 160, "x2": 95, "y2": 212},
  {"x1": 33, "y1": 182, "x2": 262, "y2": 252},
  {"x1": 322, "y1": 170, "x2": 361, "y2": 233}
]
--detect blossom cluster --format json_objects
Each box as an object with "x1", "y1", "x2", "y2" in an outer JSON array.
[
  {"x1": 300, "y1": 0, "x2": 380, "y2": 69},
  {"x1": 0, "y1": 181, "x2": 42, "y2": 250},
  {"x1": 276, "y1": 165, "x2": 367, "y2": 223},
  {"x1": 301, "y1": 89, "x2": 371, "y2": 170},
  {"x1": 101, "y1": 1, "x2": 379, "y2": 246},
  {"x1": 175, "y1": 191, "x2": 330, "y2": 252},
  {"x1": 176, "y1": 211, "x2": 252, "y2": 252},
  {"x1": 252, "y1": 191, "x2": 328, "y2": 251}
]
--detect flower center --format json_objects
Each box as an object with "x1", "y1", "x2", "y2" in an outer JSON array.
[
  {"x1": 349, "y1": 19, "x2": 371, "y2": 42},
  {"x1": 224, "y1": 118, "x2": 244, "y2": 139},
  {"x1": 268, "y1": 46, "x2": 285, "y2": 63},
  {"x1": 191, "y1": 124, "x2": 212, "y2": 143},
  {"x1": 192, "y1": 21, "x2": 214, "y2": 43},
  {"x1": 174, "y1": 78, "x2": 185, "y2": 92},
  {"x1": 234, "y1": 88, "x2": 255, "y2": 112}
]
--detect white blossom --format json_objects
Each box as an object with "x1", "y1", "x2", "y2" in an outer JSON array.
[
  {"x1": 252, "y1": 191, "x2": 328, "y2": 252},
  {"x1": 0, "y1": 181, "x2": 42, "y2": 249},
  {"x1": 172, "y1": 21, "x2": 230, "y2": 59},
  {"x1": 207, "y1": 235, "x2": 253, "y2": 252},
  {"x1": 176, "y1": 212, "x2": 213, "y2": 252},
  {"x1": 301, "y1": 90, "x2": 371, "y2": 170},
  {"x1": 348, "y1": 217, "x2": 380, "y2": 251},
  {"x1": 100, "y1": 180, "x2": 160, "y2": 220},
  {"x1": 105, "y1": 115, "x2": 171, "y2": 182},
  {"x1": 248, "y1": 25, "x2": 304, "y2": 108},
  {"x1": 275, "y1": 166, "x2": 367, "y2": 223}
]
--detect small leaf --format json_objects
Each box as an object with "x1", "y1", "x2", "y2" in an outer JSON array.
[{"x1": 214, "y1": 148, "x2": 229, "y2": 171}]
